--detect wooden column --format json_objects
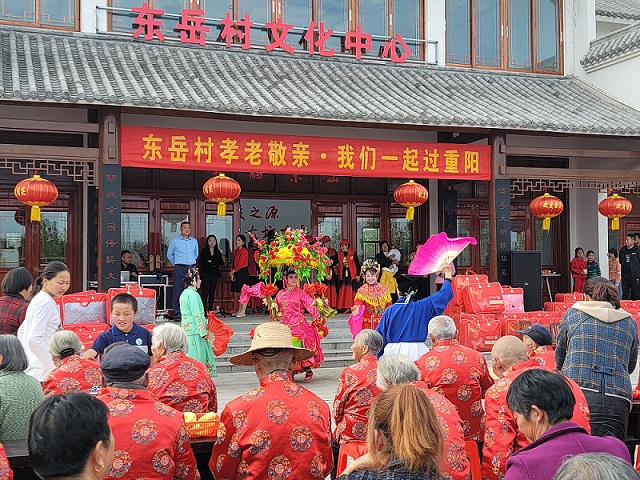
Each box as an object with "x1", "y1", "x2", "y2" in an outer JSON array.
[
  {"x1": 97, "y1": 107, "x2": 122, "y2": 292},
  {"x1": 488, "y1": 132, "x2": 507, "y2": 282}
]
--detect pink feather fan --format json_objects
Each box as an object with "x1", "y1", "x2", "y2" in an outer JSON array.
[{"x1": 408, "y1": 232, "x2": 477, "y2": 276}]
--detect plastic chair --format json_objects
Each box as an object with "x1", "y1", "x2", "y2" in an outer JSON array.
[
  {"x1": 465, "y1": 440, "x2": 482, "y2": 480},
  {"x1": 336, "y1": 441, "x2": 368, "y2": 477}
]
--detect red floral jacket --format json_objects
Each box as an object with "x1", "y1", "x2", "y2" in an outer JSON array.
[{"x1": 42, "y1": 355, "x2": 103, "y2": 397}]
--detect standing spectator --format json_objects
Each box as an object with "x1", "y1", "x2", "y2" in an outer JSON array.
[
  {"x1": 337, "y1": 239, "x2": 361, "y2": 312},
  {"x1": 332, "y1": 330, "x2": 383, "y2": 478},
  {"x1": 608, "y1": 247, "x2": 622, "y2": 298},
  {"x1": 635, "y1": 232, "x2": 640, "y2": 248},
  {"x1": 516, "y1": 323, "x2": 556, "y2": 368},
  {"x1": 97, "y1": 343, "x2": 199, "y2": 480},
  {"x1": 483, "y1": 336, "x2": 591, "y2": 480},
  {"x1": 230, "y1": 234, "x2": 249, "y2": 317},
  {"x1": 619, "y1": 233, "x2": 640, "y2": 300},
  {"x1": 556, "y1": 276, "x2": 638, "y2": 442},
  {"x1": 210, "y1": 322, "x2": 333, "y2": 480},
  {"x1": 28, "y1": 393, "x2": 114, "y2": 480},
  {"x1": 415, "y1": 315, "x2": 494, "y2": 444},
  {"x1": 18, "y1": 261, "x2": 70, "y2": 381},
  {"x1": 180, "y1": 267, "x2": 216, "y2": 377},
  {"x1": 42, "y1": 331, "x2": 103, "y2": 397},
  {"x1": 322, "y1": 235, "x2": 340, "y2": 309},
  {"x1": 586, "y1": 250, "x2": 601, "y2": 278},
  {"x1": 504, "y1": 369, "x2": 631, "y2": 480},
  {"x1": 0, "y1": 267, "x2": 32, "y2": 335},
  {"x1": 199, "y1": 235, "x2": 222, "y2": 313},
  {"x1": 0, "y1": 335, "x2": 45, "y2": 442},
  {"x1": 167, "y1": 221, "x2": 199, "y2": 321},
  {"x1": 120, "y1": 250, "x2": 138, "y2": 280},
  {"x1": 148, "y1": 323, "x2": 217, "y2": 413},
  {"x1": 570, "y1": 247, "x2": 588, "y2": 293},
  {"x1": 376, "y1": 241, "x2": 398, "y2": 302}
]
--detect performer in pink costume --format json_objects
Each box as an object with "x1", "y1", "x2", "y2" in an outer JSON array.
[{"x1": 275, "y1": 268, "x2": 324, "y2": 382}]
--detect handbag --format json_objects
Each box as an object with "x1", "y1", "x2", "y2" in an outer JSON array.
[
  {"x1": 61, "y1": 291, "x2": 107, "y2": 325},
  {"x1": 106, "y1": 285, "x2": 157, "y2": 325},
  {"x1": 206, "y1": 312, "x2": 234, "y2": 356}
]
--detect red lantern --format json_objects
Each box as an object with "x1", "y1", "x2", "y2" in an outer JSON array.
[
  {"x1": 202, "y1": 173, "x2": 241, "y2": 216},
  {"x1": 393, "y1": 180, "x2": 428, "y2": 220},
  {"x1": 14, "y1": 174, "x2": 59, "y2": 222},
  {"x1": 529, "y1": 193, "x2": 564, "y2": 231},
  {"x1": 598, "y1": 193, "x2": 632, "y2": 231}
]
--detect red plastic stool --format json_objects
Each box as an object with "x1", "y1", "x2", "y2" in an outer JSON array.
[
  {"x1": 465, "y1": 441, "x2": 482, "y2": 480},
  {"x1": 337, "y1": 441, "x2": 368, "y2": 477}
]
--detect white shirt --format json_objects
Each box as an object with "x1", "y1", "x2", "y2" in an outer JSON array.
[
  {"x1": 17, "y1": 290, "x2": 60, "y2": 381},
  {"x1": 383, "y1": 249, "x2": 402, "y2": 274}
]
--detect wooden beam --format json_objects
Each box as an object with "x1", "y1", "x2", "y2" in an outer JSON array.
[
  {"x1": 0, "y1": 144, "x2": 99, "y2": 160},
  {"x1": 506, "y1": 166, "x2": 640, "y2": 182},
  {"x1": 506, "y1": 145, "x2": 640, "y2": 160},
  {"x1": 439, "y1": 133, "x2": 489, "y2": 144},
  {"x1": 0, "y1": 118, "x2": 99, "y2": 133}
]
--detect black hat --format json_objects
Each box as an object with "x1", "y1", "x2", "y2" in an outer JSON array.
[
  {"x1": 100, "y1": 343, "x2": 150, "y2": 383},
  {"x1": 395, "y1": 274, "x2": 421, "y2": 296},
  {"x1": 515, "y1": 324, "x2": 553, "y2": 347}
]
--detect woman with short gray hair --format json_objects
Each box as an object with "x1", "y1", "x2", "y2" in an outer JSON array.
[
  {"x1": 42, "y1": 331, "x2": 103, "y2": 397},
  {"x1": 0, "y1": 334, "x2": 44, "y2": 441},
  {"x1": 376, "y1": 353, "x2": 421, "y2": 390},
  {"x1": 554, "y1": 452, "x2": 639, "y2": 480},
  {"x1": 147, "y1": 323, "x2": 218, "y2": 412}
]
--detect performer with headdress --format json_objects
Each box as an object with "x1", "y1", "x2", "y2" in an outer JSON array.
[
  {"x1": 351, "y1": 260, "x2": 392, "y2": 330},
  {"x1": 321, "y1": 235, "x2": 340, "y2": 308},
  {"x1": 275, "y1": 267, "x2": 324, "y2": 382},
  {"x1": 336, "y1": 239, "x2": 361, "y2": 311}
]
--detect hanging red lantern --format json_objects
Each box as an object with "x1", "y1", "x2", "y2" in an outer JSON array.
[
  {"x1": 393, "y1": 180, "x2": 428, "y2": 220},
  {"x1": 529, "y1": 193, "x2": 564, "y2": 231},
  {"x1": 202, "y1": 173, "x2": 241, "y2": 216},
  {"x1": 598, "y1": 193, "x2": 632, "y2": 231},
  {"x1": 14, "y1": 174, "x2": 59, "y2": 222}
]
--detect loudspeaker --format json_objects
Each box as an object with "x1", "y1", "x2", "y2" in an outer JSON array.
[
  {"x1": 511, "y1": 251, "x2": 542, "y2": 284},
  {"x1": 512, "y1": 251, "x2": 542, "y2": 311}
]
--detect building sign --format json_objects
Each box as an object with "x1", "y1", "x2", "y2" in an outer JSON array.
[
  {"x1": 495, "y1": 179, "x2": 511, "y2": 285},
  {"x1": 99, "y1": 165, "x2": 122, "y2": 291},
  {"x1": 121, "y1": 126, "x2": 491, "y2": 180},
  {"x1": 240, "y1": 199, "x2": 311, "y2": 240},
  {"x1": 131, "y1": 4, "x2": 412, "y2": 63}
]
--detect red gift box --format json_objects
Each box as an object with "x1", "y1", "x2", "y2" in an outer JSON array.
[
  {"x1": 452, "y1": 271, "x2": 488, "y2": 307},
  {"x1": 461, "y1": 282, "x2": 505, "y2": 314},
  {"x1": 458, "y1": 314, "x2": 501, "y2": 352}
]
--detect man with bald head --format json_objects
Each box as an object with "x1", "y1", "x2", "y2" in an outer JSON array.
[{"x1": 482, "y1": 336, "x2": 591, "y2": 480}]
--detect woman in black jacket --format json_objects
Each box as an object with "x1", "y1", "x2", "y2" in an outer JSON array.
[{"x1": 200, "y1": 235, "x2": 223, "y2": 312}]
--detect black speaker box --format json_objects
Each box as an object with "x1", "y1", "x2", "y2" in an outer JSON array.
[{"x1": 512, "y1": 251, "x2": 542, "y2": 311}]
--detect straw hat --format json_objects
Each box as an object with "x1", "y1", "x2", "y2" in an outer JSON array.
[{"x1": 229, "y1": 322, "x2": 315, "y2": 366}]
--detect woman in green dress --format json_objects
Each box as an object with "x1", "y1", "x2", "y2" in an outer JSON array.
[{"x1": 180, "y1": 267, "x2": 217, "y2": 377}]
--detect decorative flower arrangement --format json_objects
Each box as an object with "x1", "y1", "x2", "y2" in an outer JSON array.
[
  {"x1": 260, "y1": 283, "x2": 281, "y2": 319},
  {"x1": 303, "y1": 282, "x2": 336, "y2": 337},
  {"x1": 250, "y1": 228, "x2": 333, "y2": 283}
]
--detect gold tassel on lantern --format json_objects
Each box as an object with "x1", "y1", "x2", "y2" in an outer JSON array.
[
  {"x1": 30, "y1": 205, "x2": 41, "y2": 222},
  {"x1": 542, "y1": 217, "x2": 551, "y2": 231},
  {"x1": 217, "y1": 202, "x2": 227, "y2": 216},
  {"x1": 405, "y1": 207, "x2": 415, "y2": 220},
  {"x1": 612, "y1": 218, "x2": 620, "y2": 230}
]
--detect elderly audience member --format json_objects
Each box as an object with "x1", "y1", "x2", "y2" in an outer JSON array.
[
  {"x1": 376, "y1": 264, "x2": 453, "y2": 360},
  {"x1": 338, "y1": 384, "x2": 444, "y2": 480},
  {"x1": 0, "y1": 335, "x2": 44, "y2": 442},
  {"x1": 483, "y1": 336, "x2": 591, "y2": 480},
  {"x1": 210, "y1": 322, "x2": 332, "y2": 479},
  {"x1": 416, "y1": 315, "x2": 493, "y2": 444},
  {"x1": 0, "y1": 442, "x2": 12, "y2": 480},
  {"x1": 97, "y1": 343, "x2": 199, "y2": 480},
  {"x1": 28, "y1": 393, "x2": 114, "y2": 480},
  {"x1": 554, "y1": 452, "x2": 640, "y2": 480},
  {"x1": 42, "y1": 331, "x2": 103, "y2": 397},
  {"x1": 0, "y1": 267, "x2": 32, "y2": 335},
  {"x1": 504, "y1": 369, "x2": 630, "y2": 480},
  {"x1": 376, "y1": 354, "x2": 470, "y2": 480},
  {"x1": 147, "y1": 323, "x2": 217, "y2": 413},
  {"x1": 516, "y1": 323, "x2": 556, "y2": 368},
  {"x1": 556, "y1": 276, "x2": 638, "y2": 442},
  {"x1": 332, "y1": 330, "x2": 384, "y2": 478}
]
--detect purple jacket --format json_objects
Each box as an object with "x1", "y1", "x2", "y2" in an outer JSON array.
[{"x1": 504, "y1": 422, "x2": 631, "y2": 480}]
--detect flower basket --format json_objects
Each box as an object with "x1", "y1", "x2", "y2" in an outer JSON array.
[{"x1": 184, "y1": 413, "x2": 220, "y2": 438}]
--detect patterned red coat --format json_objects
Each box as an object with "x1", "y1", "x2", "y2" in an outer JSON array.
[
  {"x1": 42, "y1": 355, "x2": 103, "y2": 397},
  {"x1": 147, "y1": 351, "x2": 217, "y2": 413},
  {"x1": 0, "y1": 443, "x2": 12, "y2": 480},
  {"x1": 482, "y1": 359, "x2": 591, "y2": 480},
  {"x1": 530, "y1": 345, "x2": 556, "y2": 369},
  {"x1": 414, "y1": 381, "x2": 471, "y2": 480},
  {"x1": 333, "y1": 355, "x2": 382, "y2": 444},
  {"x1": 416, "y1": 339, "x2": 494, "y2": 441},
  {"x1": 97, "y1": 387, "x2": 200, "y2": 480},
  {"x1": 210, "y1": 371, "x2": 333, "y2": 480}
]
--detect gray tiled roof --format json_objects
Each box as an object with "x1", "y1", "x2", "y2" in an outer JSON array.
[
  {"x1": 596, "y1": 0, "x2": 640, "y2": 20},
  {"x1": 3, "y1": 27, "x2": 640, "y2": 136},
  {"x1": 581, "y1": 21, "x2": 640, "y2": 67}
]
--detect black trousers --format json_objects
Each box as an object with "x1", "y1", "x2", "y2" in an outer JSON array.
[
  {"x1": 622, "y1": 275, "x2": 640, "y2": 300},
  {"x1": 582, "y1": 389, "x2": 630, "y2": 443},
  {"x1": 200, "y1": 272, "x2": 220, "y2": 311}
]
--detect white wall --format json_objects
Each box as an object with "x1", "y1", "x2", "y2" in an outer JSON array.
[
  {"x1": 565, "y1": 0, "x2": 596, "y2": 76},
  {"x1": 426, "y1": 0, "x2": 446, "y2": 66},
  {"x1": 580, "y1": 55, "x2": 640, "y2": 111}
]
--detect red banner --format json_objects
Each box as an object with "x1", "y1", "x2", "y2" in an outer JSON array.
[{"x1": 120, "y1": 126, "x2": 491, "y2": 180}]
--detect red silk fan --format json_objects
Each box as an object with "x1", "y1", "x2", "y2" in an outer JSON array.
[{"x1": 408, "y1": 232, "x2": 477, "y2": 276}]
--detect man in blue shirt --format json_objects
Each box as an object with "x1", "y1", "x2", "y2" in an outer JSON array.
[
  {"x1": 167, "y1": 221, "x2": 199, "y2": 320},
  {"x1": 376, "y1": 264, "x2": 453, "y2": 360}
]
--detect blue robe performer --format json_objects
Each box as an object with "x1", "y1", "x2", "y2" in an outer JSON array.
[{"x1": 376, "y1": 266, "x2": 453, "y2": 360}]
